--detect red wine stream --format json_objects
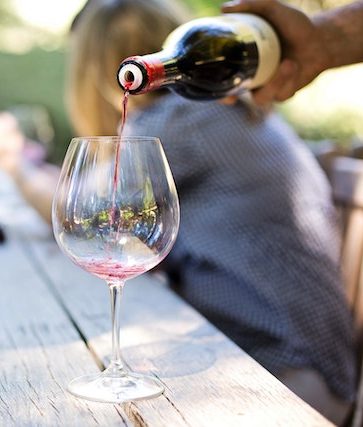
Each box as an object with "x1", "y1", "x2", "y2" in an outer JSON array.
[
  {"x1": 111, "y1": 88, "x2": 130, "y2": 224},
  {"x1": 75, "y1": 88, "x2": 149, "y2": 281}
]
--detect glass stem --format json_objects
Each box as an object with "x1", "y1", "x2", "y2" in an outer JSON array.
[{"x1": 108, "y1": 281, "x2": 126, "y2": 374}]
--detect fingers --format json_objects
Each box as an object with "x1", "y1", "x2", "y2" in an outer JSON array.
[
  {"x1": 222, "y1": 0, "x2": 248, "y2": 12},
  {"x1": 218, "y1": 96, "x2": 239, "y2": 105},
  {"x1": 252, "y1": 59, "x2": 298, "y2": 105},
  {"x1": 222, "y1": 0, "x2": 278, "y2": 16}
]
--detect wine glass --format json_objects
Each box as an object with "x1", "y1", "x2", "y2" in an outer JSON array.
[{"x1": 52, "y1": 136, "x2": 179, "y2": 403}]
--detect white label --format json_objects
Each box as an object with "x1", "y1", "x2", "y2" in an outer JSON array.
[{"x1": 221, "y1": 13, "x2": 281, "y2": 89}]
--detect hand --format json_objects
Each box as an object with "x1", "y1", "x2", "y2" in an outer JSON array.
[
  {"x1": 222, "y1": 0, "x2": 331, "y2": 105},
  {"x1": 0, "y1": 112, "x2": 25, "y2": 176}
]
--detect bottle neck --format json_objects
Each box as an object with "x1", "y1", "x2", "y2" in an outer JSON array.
[{"x1": 117, "y1": 52, "x2": 181, "y2": 95}]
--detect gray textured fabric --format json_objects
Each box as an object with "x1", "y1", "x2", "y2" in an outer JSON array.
[{"x1": 124, "y1": 92, "x2": 357, "y2": 401}]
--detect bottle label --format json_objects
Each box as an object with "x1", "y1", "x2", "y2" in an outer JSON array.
[{"x1": 222, "y1": 13, "x2": 281, "y2": 89}]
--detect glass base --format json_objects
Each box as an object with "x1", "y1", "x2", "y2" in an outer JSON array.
[{"x1": 67, "y1": 368, "x2": 164, "y2": 403}]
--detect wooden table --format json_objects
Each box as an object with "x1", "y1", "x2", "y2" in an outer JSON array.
[{"x1": 0, "y1": 173, "x2": 333, "y2": 426}]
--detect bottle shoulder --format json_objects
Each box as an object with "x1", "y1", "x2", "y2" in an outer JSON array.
[
  {"x1": 163, "y1": 13, "x2": 275, "y2": 49},
  {"x1": 163, "y1": 16, "x2": 237, "y2": 54}
]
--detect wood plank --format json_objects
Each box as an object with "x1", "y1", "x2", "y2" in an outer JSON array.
[
  {"x1": 353, "y1": 363, "x2": 363, "y2": 427},
  {"x1": 1, "y1": 176, "x2": 332, "y2": 426},
  {"x1": 340, "y1": 209, "x2": 363, "y2": 308},
  {"x1": 330, "y1": 157, "x2": 363, "y2": 340},
  {"x1": 26, "y1": 237, "x2": 333, "y2": 427},
  {"x1": 331, "y1": 156, "x2": 363, "y2": 208},
  {"x1": 0, "y1": 236, "x2": 129, "y2": 426}
]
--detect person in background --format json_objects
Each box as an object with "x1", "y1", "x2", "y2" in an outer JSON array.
[
  {"x1": 0, "y1": 111, "x2": 58, "y2": 224},
  {"x1": 68, "y1": 1, "x2": 357, "y2": 425},
  {"x1": 67, "y1": 0, "x2": 190, "y2": 135},
  {"x1": 0, "y1": 1, "x2": 357, "y2": 423},
  {"x1": 222, "y1": 0, "x2": 363, "y2": 105}
]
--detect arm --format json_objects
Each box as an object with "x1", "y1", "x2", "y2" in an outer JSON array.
[
  {"x1": 314, "y1": 1, "x2": 363, "y2": 68},
  {"x1": 222, "y1": 0, "x2": 363, "y2": 105}
]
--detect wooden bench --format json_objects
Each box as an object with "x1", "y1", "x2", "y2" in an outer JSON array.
[
  {"x1": 0, "y1": 172, "x2": 332, "y2": 427},
  {"x1": 330, "y1": 156, "x2": 363, "y2": 427}
]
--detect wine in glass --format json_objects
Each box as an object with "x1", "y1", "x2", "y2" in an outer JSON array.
[{"x1": 52, "y1": 136, "x2": 179, "y2": 402}]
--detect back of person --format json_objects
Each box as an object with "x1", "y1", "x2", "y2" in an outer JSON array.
[
  {"x1": 124, "y1": 92, "x2": 357, "y2": 418},
  {"x1": 66, "y1": 0, "x2": 357, "y2": 423}
]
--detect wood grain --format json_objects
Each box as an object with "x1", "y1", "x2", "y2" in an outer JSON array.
[
  {"x1": 331, "y1": 157, "x2": 363, "y2": 335},
  {"x1": 1, "y1": 176, "x2": 333, "y2": 426},
  {"x1": 26, "y1": 237, "x2": 333, "y2": 427},
  {"x1": 0, "y1": 237, "x2": 129, "y2": 426}
]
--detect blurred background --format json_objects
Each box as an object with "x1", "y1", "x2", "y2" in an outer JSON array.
[{"x1": 0, "y1": 0, "x2": 362, "y2": 164}]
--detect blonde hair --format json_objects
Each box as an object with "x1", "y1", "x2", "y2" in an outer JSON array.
[{"x1": 66, "y1": 0, "x2": 190, "y2": 136}]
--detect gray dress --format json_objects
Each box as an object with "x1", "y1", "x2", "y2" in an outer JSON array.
[{"x1": 124, "y1": 92, "x2": 357, "y2": 401}]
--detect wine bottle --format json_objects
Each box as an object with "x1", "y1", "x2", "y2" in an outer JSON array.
[
  {"x1": 117, "y1": 13, "x2": 280, "y2": 100},
  {"x1": 0, "y1": 226, "x2": 5, "y2": 244}
]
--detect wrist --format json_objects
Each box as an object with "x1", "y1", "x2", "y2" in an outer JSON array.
[
  {"x1": 312, "y1": 1, "x2": 363, "y2": 70},
  {"x1": 310, "y1": 13, "x2": 337, "y2": 72}
]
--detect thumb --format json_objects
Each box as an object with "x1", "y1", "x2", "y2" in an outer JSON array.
[{"x1": 222, "y1": 0, "x2": 276, "y2": 14}]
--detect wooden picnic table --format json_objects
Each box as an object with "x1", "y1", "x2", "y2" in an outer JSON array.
[{"x1": 0, "y1": 173, "x2": 333, "y2": 426}]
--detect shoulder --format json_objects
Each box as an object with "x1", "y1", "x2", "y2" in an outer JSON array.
[
  {"x1": 125, "y1": 92, "x2": 314, "y2": 165},
  {"x1": 129, "y1": 93, "x2": 253, "y2": 130}
]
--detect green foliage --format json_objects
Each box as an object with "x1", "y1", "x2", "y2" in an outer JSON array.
[
  {"x1": 0, "y1": 0, "x2": 22, "y2": 26},
  {"x1": 0, "y1": 0, "x2": 221, "y2": 167},
  {"x1": 281, "y1": 106, "x2": 363, "y2": 145},
  {"x1": 183, "y1": 0, "x2": 221, "y2": 15},
  {"x1": 1, "y1": 0, "x2": 360, "y2": 164},
  {"x1": 0, "y1": 48, "x2": 72, "y2": 163}
]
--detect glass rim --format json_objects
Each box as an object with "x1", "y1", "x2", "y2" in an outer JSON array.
[{"x1": 70, "y1": 136, "x2": 160, "y2": 144}]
